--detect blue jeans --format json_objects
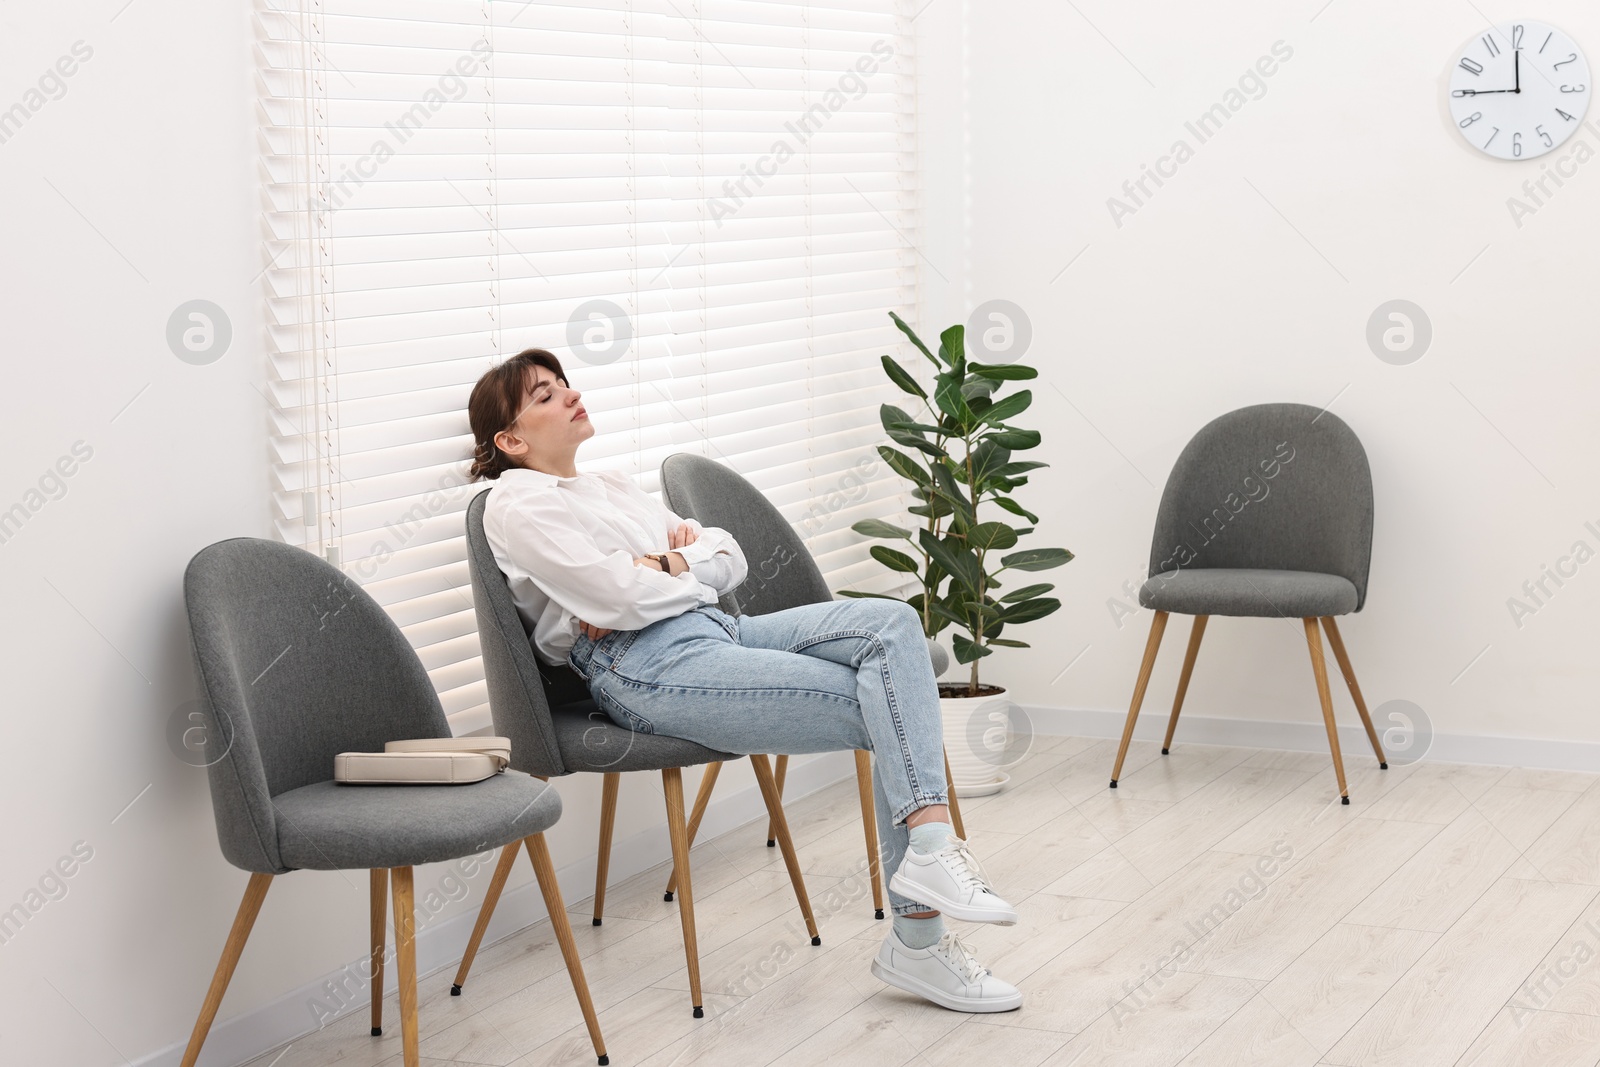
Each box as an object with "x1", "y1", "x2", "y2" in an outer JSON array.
[{"x1": 567, "y1": 597, "x2": 949, "y2": 916}]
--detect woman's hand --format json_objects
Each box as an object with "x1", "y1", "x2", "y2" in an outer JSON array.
[
  {"x1": 578, "y1": 620, "x2": 613, "y2": 641},
  {"x1": 669, "y1": 522, "x2": 699, "y2": 550}
]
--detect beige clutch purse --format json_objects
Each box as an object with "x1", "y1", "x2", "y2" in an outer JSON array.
[{"x1": 334, "y1": 736, "x2": 512, "y2": 785}]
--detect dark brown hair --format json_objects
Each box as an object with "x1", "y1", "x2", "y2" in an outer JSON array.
[{"x1": 467, "y1": 348, "x2": 569, "y2": 481}]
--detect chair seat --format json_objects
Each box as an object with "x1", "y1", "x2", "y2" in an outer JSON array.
[
  {"x1": 272, "y1": 770, "x2": 561, "y2": 871},
  {"x1": 551, "y1": 701, "x2": 735, "y2": 774},
  {"x1": 1139, "y1": 568, "x2": 1358, "y2": 618}
]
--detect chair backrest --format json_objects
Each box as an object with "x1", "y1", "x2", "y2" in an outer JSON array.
[
  {"x1": 464, "y1": 488, "x2": 570, "y2": 777},
  {"x1": 183, "y1": 537, "x2": 452, "y2": 873},
  {"x1": 661, "y1": 452, "x2": 834, "y2": 617},
  {"x1": 1147, "y1": 402, "x2": 1375, "y2": 610}
]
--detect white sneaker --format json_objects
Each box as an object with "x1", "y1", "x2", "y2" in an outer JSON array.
[
  {"x1": 888, "y1": 836, "x2": 1019, "y2": 925},
  {"x1": 871, "y1": 929, "x2": 1023, "y2": 1012}
]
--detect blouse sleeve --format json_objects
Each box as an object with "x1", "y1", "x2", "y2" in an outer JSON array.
[
  {"x1": 659, "y1": 507, "x2": 749, "y2": 598},
  {"x1": 486, "y1": 485, "x2": 712, "y2": 631}
]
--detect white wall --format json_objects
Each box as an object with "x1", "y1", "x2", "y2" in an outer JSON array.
[
  {"x1": 5, "y1": 1, "x2": 1599, "y2": 1064},
  {"x1": 917, "y1": 0, "x2": 1600, "y2": 757}
]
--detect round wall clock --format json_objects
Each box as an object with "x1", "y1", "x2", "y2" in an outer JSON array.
[{"x1": 1448, "y1": 20, "x2": 1590, "y2": 160}]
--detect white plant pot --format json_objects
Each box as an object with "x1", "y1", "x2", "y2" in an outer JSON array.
[{"x1": 941, "y1": 684, "x2": 1016, "y2": 798}]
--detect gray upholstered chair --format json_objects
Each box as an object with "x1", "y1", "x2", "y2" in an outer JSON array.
[
  {"x1": 452, "y1": 488, "x2": 820, "y2": 1019},
  {"x1": 646, "y1": 452, "x2": 968, "y2": 920},
  {"x1": 180, "y1": 538, "x2": 606, "y2": 1067},
  {"x1": 1109, "y1": 403, "x2": 1388, "y2": 804}
]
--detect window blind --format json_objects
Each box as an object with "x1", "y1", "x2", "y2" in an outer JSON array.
[{"x1": 260, "y1": 0, "x2": 922, "y2": 734}]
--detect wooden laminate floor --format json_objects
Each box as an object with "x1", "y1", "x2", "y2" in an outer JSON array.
[{"x1": 244, "y1": 736, "x2": 1600, "y2": 1067}]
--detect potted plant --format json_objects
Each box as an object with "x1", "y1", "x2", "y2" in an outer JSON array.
[{"x1": 842, "y1": 312, "x2": 1073, "y2": 794}]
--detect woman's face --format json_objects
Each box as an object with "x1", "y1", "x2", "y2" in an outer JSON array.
[{"x1": 494, "y1": 365, "x2": 593, "y2": 468}]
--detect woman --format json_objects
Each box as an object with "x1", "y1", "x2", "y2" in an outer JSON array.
[{"x1": 467, "y1": 348, "x2": 1023, "y2": 1013}]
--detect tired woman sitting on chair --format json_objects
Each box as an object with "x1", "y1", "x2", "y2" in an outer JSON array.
[{"x1": 466, "y1": 347, "x2": 1023, "y2": 1013}]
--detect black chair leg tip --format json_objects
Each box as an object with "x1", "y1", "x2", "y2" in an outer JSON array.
[
  {"x1": 1341, "y1": 796, "x2": 1351, "y2": 805},
  {"x1": 593, "y1": 917, "x2": 602, "y2": 926},
  {"x1": 874, "y1": 909, "x2": 885, "y2": 920},
  {"x1": 598, "y1": 1056, "x2": 610, "y2": 1066},
  {"x1": 1108, "y1": 779, "x2": 1118, "y2": 789},
  {"x1": 1161, "y1": 748, "x2": 1169, "y2": 755},
  {"x1": 766, "y1": 839, "x2": 776, "y2": 847},
  {"x1": 450, "y1": 984, "x2": 462, "y2": 997},
  {"x1": 811, "y1": 935, "x2": 821, "y2": 946},
  {"x1": 1380, "y1": 762, "x2": 1388, "y2": 770},
  {"x1": 693, "y1": 1005, "x2": 705, "y2": 1019},
  {"x1": 663, "y1": 892, "x2": 674, "y2": 902},
  {"x1": 371, "y1": 1027, "x2": 382, "y2": 1036}
]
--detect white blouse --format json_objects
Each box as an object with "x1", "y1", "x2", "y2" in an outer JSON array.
[{"x1": 482, "y1": 466, "x2": 749, "y2": 667}]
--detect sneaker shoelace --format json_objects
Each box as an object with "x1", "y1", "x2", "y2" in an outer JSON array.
[
  {"x1": 933, "y1": 931, "x2": 990, "y2": 983},
  {"x1": 936, "y1": 837, "x2": 998, "y2": 897}
]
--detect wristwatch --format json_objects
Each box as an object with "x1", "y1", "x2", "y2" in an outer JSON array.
[{"x1": 644, "y1": 553, "x2": 671, "y2": 573}]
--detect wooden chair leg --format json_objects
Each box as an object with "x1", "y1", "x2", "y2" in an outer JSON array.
[
  {"x1": 853, "y1": 750, "x2": 886, "y2": 919},
  {"x1": 1303, "y1": 617, "x2": 1351, "y2": 804},
  {"x1": 765, "y1": 754, "x2": 790, "y2": 846},
  {"x1": 943, "y1": 747, "x2": 966, "y2": 839},
  {"x1": 665, "y1": 761, "x2": 723, "y2": 900},
  {"x1": 1163, "y1": 615, "x2": 1209, "y2": 755},
  {"x1": 594, "y1": 773, "x2": 620, "y2": 922},
  {"x1": 661, "y1": 768, "x2": 704, "y2": 1016},
  {"x1": 524, "y1": 834, "x2": 610, "y2": 1066},
  {"x1": 452, "y1": 839, "x2": 521, "y2": 995},
  {"x1": 1320, "y1": 616, "x2": 1388, "y2": 768},
  {"x1": 390, "y1": 866, "x2": 420, "y2": 1067},
  {"x1": 369, "y1": 868, "x2": 387, "y2": 1036},
  {"x1": 751, "y1": 753, "x2": 820, "y2": 944},
  {"x1": 179, "y1": 873, "x2": 272, "y2": 1067},
  {"x1": 1111, "y1": 610, "x2": 1169, "y2": 786}
]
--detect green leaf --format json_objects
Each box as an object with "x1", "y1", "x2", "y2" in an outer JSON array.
[
  {"x1": 999, "y1": 582, "x2": 1055, "y2": 602},
  {"x1": 933, "y1": 373, "x2": 975, "y2": 427},
  {"x1": 992, "y1": 495, "x2": 1040, "y2": 525},
  {"x1": 889, "y1": 311, "x2": 941, "y2": 368},
  {"x1": 969, "y1": 439, "x2": 1012, "y2": 488},
  {"x1": 888, "y1": 432, "x2": 946, "y2": 457},
  {"x1": 1000, "y1": 547, "x2": 1075, "y2": 571},
  {"x1": 870, "y1": 546, "x2": 921, "y2": 573},
  {"x1": 980, "y1": 389, "x2": 1033, "y2": 426},
  {"x1": 951, "y1": 633, "x2": 993, "y2": 664},
  {"x1": 997, "y1": 597, "x2": 1061, "y2": 624},
  {"x1": 988, "y1": 428, "x2": 1042, "y2": 449},
  {"x1": 879, "y1": 354, "x2": 927, "y2": 399},
  {"x1": 986, "y1": 638, "x2": 1030, "y2": 648},
  {"x1": 876, "y1": 445, "x2": 931, "y2": 488},
  {"x1": 881, "y1": 403, "x2": 916, "y2": 429},
  {"x1": 966, "y1": 522, "x2": 1019, "y2": 551},
  {"x1": 937, "y1": 324, "x2": 966, "y2": 374},
  {"x1": 836, "y1": 589, "x2": 905, "y2": 601},
  {"x1": 963, "y1": 378, "x2": 1001, "y2": 402},
  {"x1": 969, "y1": 363, "x2": 1038, "y2": 380},
  {"x1": 996, "y1": 460, "x2": 1049, "y2": 477},
  {"x1": 886, "y1": 418, "x2": 947, "y2": 436},
  {"x1": 932, "y1": 460, "x2": 974, "y2": 523},
  {"x1": 920, "y1": 528, "x2": 981, "y2": 590},
  {"x1": 852, "y1": 518, "x2": 913, "y2": 540}
]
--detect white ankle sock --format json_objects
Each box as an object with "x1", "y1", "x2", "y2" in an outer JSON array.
[
  {"x1": 908, "y1": 821, "x2": 957, "y2": 855},
  {"x1": 892, "y1": 912, "x2": 945, "y2": 949}
]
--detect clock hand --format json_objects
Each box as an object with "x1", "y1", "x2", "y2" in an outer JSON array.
[
  {"x1": 1452, "y1": 88, "x2": 1518, "y2": 96},
  {"x1": 1515, "y1": 47, "x2": 1520, "y2": 92}
]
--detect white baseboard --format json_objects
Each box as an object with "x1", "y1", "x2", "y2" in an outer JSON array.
[
  {"x1": 1022, "y1": 704, "x2": 1600, "y2": 773},
  {"x1": 131, "y1": 750, "x2": 856, "y2": 1067}
]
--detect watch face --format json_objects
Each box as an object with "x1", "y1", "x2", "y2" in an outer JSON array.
[{"x1": 1448, "y1": 20, "x2": 1590, "y2": 160}]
